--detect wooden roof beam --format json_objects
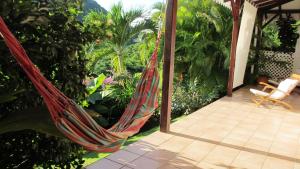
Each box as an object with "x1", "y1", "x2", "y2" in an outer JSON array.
[
  {"x1": 257, "y1": 0, "x2": 278, "y2": 7},
  {"x1": 266, "y1": 9, "x2": 300, "y2": 14},
  {"x1": 259, "y1": 0, "x2": 294, "y2": 11}
]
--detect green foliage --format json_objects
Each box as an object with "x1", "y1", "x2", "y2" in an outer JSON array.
[
  {"x1": 86, "y1": 74, "x2": 107, "y2": 95},
  {"x1": 83, "y1": 10, "x2": 110, "y2": 39},
  {"x1": 172, "y1": 80, "x2": 225, "y2": 117},
  {"x1": 0, "y1": 131, "x2": 84, "y2": 169},
  {"x1": 277, "y1": 16, "x2": 300, "y2": 52},
  {"x1": 83, "y1": 42, "x2": 114, "y2": 75},
  {"x1": 0, "y1": 0, "x2": 90, "y2": 113},
  {"x1": 83, "y1": 2, "x2": 157, "y2": 75},
  {"x1": 262, "y1": 23, "x2": 281, "y2": 49},
  {"x1": 107, "y1": 73, "x2": 142, "y2": 108},
  {"x1": 175, "y1": 0, "x2": 232, "y2": 86},
  {"x1": 0, "y1": 0, "x2": 92, "y2": 168},
  {"x1": 83, "y1": 73, "x2": 142, "y2": 126},
  {"x1": 293, "y1": 20, "x2": 300, "y2": 27},
  {"x1": 0, "y1": 89, "x2": 25, "y2": 104}
]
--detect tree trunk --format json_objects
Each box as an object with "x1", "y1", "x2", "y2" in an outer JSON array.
[{"x1": 118, "y1": 53, "x2": 124, "y2": 74}]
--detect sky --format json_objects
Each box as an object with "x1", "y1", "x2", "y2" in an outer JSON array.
[{"x1": 96, "y1": 0, "x2": 163, "y2": 11}]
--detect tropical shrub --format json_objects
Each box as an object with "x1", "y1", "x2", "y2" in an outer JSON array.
[
  {"x1": 175, "y1": 0, "x2": 232, "y2": 87},
  {"x1": 83, "y1": 73, "x2": 143, "y2": 127},
  {"x1": 172, "y1": 79, "x2": 225, "y2": 117},
  {"x1": 262, "y1": 23, "x2": 281, "y2": 49},
  {"x1": 0, "y1": 131, "x2": 84, "y2": 169},
  {"x1": 83, "y1": 3, "x2": 156, "y2": 75},
  {"x1": 277, "y1": 16, "x2": 299, "y2": 52}
]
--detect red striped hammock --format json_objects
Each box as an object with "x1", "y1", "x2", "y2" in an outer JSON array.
[{"x1": 0, "y1": 17, "x2": 160, "y2": 152}]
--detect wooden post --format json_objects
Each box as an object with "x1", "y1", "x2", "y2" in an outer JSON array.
[
  {"x1": 255, "y1": 13, "x2": 263, "y2": 57},
  {"x1": 160, "y1": 0, "x2": 178, "y2": 133},
  {"x1": 227, "y1": 0, "x2": 241, "y2": 97}
]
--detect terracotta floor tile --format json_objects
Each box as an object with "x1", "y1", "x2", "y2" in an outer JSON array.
[
  {"x1": 195, "y1": 161, "x2": 229, "y2": 169},
  {"x1": 203, "y1": 146, "x2": 240, "y2": 166},
  {"x1": 144, "y1": 149, "x2": 177, "y2": 163},
  {"x1": 269, "y1": 142, "x2": 297, "y2": 157},
  {"x1": 222, "y1": 137, "x2": 248, "y2": 147},
  {"x1": 141, "y1": 132, "x2": 173, "y2": 146},
  {"x1": 251, "y1": 132, "x2": 276, "y2": 141},
  {"x1": 172, "y1": 118, "x2": 199, "y2": 129},
  {"x1": 126, "y1": 156, "x2": 164, "y2": 169},
  {"x1": 294, "y1": 163, "x2": 300, "y2": 169},
  {"x1": 106, "y1": 150, "x2": 140, "y2": 165},
  {"x1": 231, "y1": 151, "x2": 267, "y2": 169},
  {"x1": 159, "y1": 136, "x2": 194, "y2": 153},
  {"x1": 86, "y1": 158, "x2": 124, "y2": 169},
  {"x1": 225, "y1": 132, "x2": 252, "y2": 143},
  {"x1": 245, "y1": 137, "x2": 273, "y2": 152},
  {"x1": 179, "y1": 141, "x2": 216, "y2": 161},
  {"x1": 275, "y1": 132, "x2": 300, "y2": 143},
  {"x1": 230, "y1": 128, "x2": 255, "y2": 137},
  {"x1": 261, "y1": 157, "x2": 294, "y2": 169},
  {"x1": 158, "y1": 164, "x2": 180, "y2": 169},
  {"x1": 166, "y1": 156, "x2": 197, "y2": 169},
  {"x1": 236, "y1": 123, "x2": 258, "y2": 131},
  {"x1": 125, "y1": 141, "x2": 157, "y2": 155},
  {"x1": 121, "y1": 167, "x2": 133, "y2": 169}
]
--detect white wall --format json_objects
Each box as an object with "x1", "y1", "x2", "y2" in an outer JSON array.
[{"x1": 233, "y1": 1, "x2": 258, "y2": 88}]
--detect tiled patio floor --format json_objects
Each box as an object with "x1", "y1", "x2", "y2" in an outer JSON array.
[{"x1": 86, "y1": 87, "x2": 300, "y2": 169}]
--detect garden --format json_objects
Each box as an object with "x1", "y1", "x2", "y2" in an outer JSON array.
[{"x1": 1, "y1": 0, "x2": 298, "y2": 168}]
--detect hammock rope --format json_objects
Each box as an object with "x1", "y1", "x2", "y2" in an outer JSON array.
[{"x1": 0, "y1": 16, "x2": 162, "y2": 152}]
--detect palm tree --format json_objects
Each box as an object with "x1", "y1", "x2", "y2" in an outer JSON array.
[
  {"x1": 84, "y1": 2, "x2": 150, "y2": 75},
  {"x1": 175, "y1": 0, "x2": 232, "y2": 85}
]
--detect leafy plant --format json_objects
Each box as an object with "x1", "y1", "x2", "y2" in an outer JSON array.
[
  {"x1": 86, "y1": 74, "x2": 107, "y2": 95},
  {"x1": 83, "y1": 2, "x2": 158, "y2": 75},
  {"x1": 0, "y1": 131, "x2": 84, "y2": 169},
  {"x1": 172, "y1": 80, "x2": 225, "y2": 117},
  {"x1": 175, "y1": 0, "x2": 232, "y2": 86},
  {"x1": 262, "y1": 23, "x2": 281, "y2": 49},
  {"x1": 107, "y1": 73, "x2": 142, "y2": 107},
  {"x1": 0, "y1": 89, "x2": 25, "y2": 104},
  {"x1": 277, "y1": 16, "x2": 299, "y2": 52},
  {"x1": 292, "y1": 20, "x2": 300, "y2": 27}
]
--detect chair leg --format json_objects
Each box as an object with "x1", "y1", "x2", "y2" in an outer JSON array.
[
  {"x1": 275, "y1": 100, "x2": 293, "y2": 110},
  {"x1": 252, "y1": 96, "x2": 265, "y2": 107},
  {"x1": 251, "y1": 94, "x2": 293, "y2": 110}
]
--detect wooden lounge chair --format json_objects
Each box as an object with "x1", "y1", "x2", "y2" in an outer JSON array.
[{"x1": 250, "y1": 74, "x2": 300, "y2": 109}]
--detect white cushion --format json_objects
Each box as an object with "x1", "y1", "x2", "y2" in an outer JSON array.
[
  {"x1": 250, "y1": 79, "x2": 298, "y2": 100},
  {"x1": 269, "y1": 78, "x2": 298, "y2": 99},
  {"x1": 277, "y1": 79, "x2": 298, "y2": 93},
  {"x1": 250, "y1": 89, "x2": 269, "y2": 97}
]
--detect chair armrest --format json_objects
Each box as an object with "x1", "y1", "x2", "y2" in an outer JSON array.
[
  {"x1": 259, "y1": 82, "x2": 287, "y2": 95},
  {"x1": 259, "y1": 82, "x2": 277, "y2": 91}
]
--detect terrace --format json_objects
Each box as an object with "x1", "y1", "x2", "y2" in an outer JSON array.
[
  {"x1": 1, "y1": 0, "x2": 300, "y2": 168},
  {"x1": 86, "y1": 87, "x2": 300, "y2": 169}
]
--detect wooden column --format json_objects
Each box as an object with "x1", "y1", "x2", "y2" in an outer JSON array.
[
  {"x1": 227, "y1": 0, "x2": 241, "y2": 97},
  {"x1": 253, "y1": 13, "x2": 263, "y2": 75},
  {"x1": 160, "y1": 0, "x2": 178, "y2": 133}
]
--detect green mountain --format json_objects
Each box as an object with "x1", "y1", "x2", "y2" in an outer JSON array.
[{"x1": 78, "y1": 0, "x2": 107, "y2": 21}]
